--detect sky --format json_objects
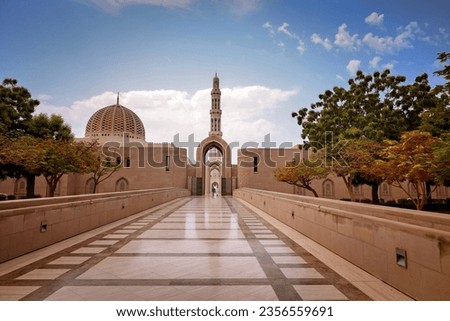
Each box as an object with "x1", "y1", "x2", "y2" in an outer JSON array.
[{"x1": 1, "y1": 0, "x2": 449, "y2": 160}]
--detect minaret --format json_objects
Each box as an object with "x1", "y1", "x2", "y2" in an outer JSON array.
[{"x1": 209, "y1": 73, "x2": 222, "y2": 137}]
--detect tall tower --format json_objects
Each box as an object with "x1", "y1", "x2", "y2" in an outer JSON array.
[{"x1": 209, "y1": 73, "x2": 222, "y2": 137}]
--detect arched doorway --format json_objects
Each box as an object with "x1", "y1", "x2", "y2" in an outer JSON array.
[
  {"x1": 194, "y1": 136, "x2": 233, "y2": 195},
  {"x1": 205, "y1": 149, "x2": 222, "y2": 195}
]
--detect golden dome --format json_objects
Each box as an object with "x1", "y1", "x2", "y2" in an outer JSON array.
[{"x1": 85, "y1": 102, "x2": 145, "y2": 141}]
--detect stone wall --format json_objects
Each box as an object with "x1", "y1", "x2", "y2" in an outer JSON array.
[
  {"x1": 234, "y1": 187, "x2": 450, "y2": 300},
  {"x1": 0, "y1": 188, "x2": 190, "y2": 263}
]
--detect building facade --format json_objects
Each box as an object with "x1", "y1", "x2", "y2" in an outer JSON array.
[{"x1": 0, "y1": 75, "x2": 448, "y2": 203}]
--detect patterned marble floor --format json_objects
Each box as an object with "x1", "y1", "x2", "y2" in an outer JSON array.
[{"x1": 0, "y1": 196, "x2": 407, "y2": 301}]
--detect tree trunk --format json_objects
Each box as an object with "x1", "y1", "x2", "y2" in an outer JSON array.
[
  {"x1": 426, "y1": 182, "x2": 432, "y2": 206},
  {"x1": 25, "y1": 173, "x2": 35, "y2": 198},
  {"x1": 342, "y1": 176, "x2": 355, "y2": 201},
  {"x1": 371, "y1": 182, "x2": 380, "y2": 204},
  {"x1": 303, "y1": 185, "x2": 319, "y2": 197}
]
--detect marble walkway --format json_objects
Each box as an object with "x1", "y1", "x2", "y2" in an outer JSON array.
[{"x1": 0, "y1": 196, "x2": 412, "y2": 301}]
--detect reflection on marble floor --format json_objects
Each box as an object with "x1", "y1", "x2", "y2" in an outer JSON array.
[{"x1": 0, "y1": 196, "x2": 412, "y2": 301}]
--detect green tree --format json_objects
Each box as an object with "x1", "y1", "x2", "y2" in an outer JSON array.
[
  {"x1": 432, "y1": 133, "x2": 450, "y2": 186},
  {"x1": 292, "y1": 70, "x2": 407, "y2": 201},
  {"x1": 434, "y1": 52, "x2": 450, "y2": 91},
  {"x1": 0, "y1": 78, "x2": 39, "y2": 137},
  {"x1": 0, "y1": 79, "x2": 41, "y2": 196},
  {"x1": 28, "y1": 113, "x2": 73, "y2": 141}
]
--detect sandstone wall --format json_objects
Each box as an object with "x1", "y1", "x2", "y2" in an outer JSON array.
[
  {"x1": 0, "y1": 188, "x2": 190, "y2": 263},
  {"x1": 234, "y1": 187, "x2": 450, "y2": 300}
]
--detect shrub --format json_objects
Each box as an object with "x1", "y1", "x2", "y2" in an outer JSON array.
[
  {"x1": 7, "y1": 194, "x2": 16, "y2": 200},
  {"x1": 0, "y1": 194, "x2": 7, "y2": 201}
]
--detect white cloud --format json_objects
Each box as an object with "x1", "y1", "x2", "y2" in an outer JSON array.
[
  {"x1": 296, "y1": 40, "x2": 306, "y2": 54},
  {"x1": 382, "y1": 62, "x2": 395, "y2": 71},
  {"x1": 37, "y1": 94, "x2": 53, "y2": 101},
  {"x1": 346, "y1": 59, "x2": 361, "y2": 75},
  {"x1": 363, "y1": 21, "x2": 421, "y2": 53},
  {"x1": 365, "y1": 12, "x2": 384, "y2": 27},
  {"x1": 336, "y1": 74, "x2": 345, "y2": 82},
  {"x1": 78, "y1": 0, "x2": 193, "y2": 13},
  {"x1": 334, "y1": 24, "x2": 360, "y2": 50},
  {"x1": 369, "y1": 56, "x2": 382, "y2": 69},
  {"x1": 38, "y1": 86, "x2": 298, "y2": 149},
  {"x1": 278, "y1": 22, "x2": 297, "y2": 39},
  {"x1": 262, "y1": 21, "x2": 275, "y2": 36},
  {"x1": 310, "y1": 33, "x2": 332, "y2": 51}
]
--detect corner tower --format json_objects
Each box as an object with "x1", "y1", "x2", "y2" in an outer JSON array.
[{"x1": 209, "y1": 73, "x2": 222, "y2": 137}]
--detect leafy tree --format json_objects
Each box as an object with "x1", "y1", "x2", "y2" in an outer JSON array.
[
  {"x1": 432, "y1": 133, "x2": 450, "y2": 186},
  {"x1": 35, "y1": 139, "x2": 98, "y2": 197},
  {"x1": 373, "y1": 131, "x2": 439, "y2": 210},
  {"x1": 342, "y1": 138, "x2": 384, "y2": 203},
  {"x1": 434, "y1": 52, "x2": 450, "y2": 90},
  {"x1": 420, "y1": 52, "x2": 450, "y2": 138},
  {"x1": 0, "y1": 78, "x2": 77, "y2": 197},
  {"x1": 0, "y1": 78, "x2": 39, "y2": 137},
  {"x1": 27, "y1": 113, "x2": 73, "y2": 141},
  {"x1": 88, "y1": 144, "x2": 121, "y2": 193},
  {"x1": 292, "y1": 70, "x2": 407, "y2": 201},
  {"x1": 0, "y1": 79, "x2": 41, "y2": 196},
  {"x1": 274, "y1": 157, "x2": 328, "y2": 197}
]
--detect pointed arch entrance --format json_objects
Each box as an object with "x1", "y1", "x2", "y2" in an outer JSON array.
[{"x1": 194, "y1": 136, "x2": 233, "y2": 195}]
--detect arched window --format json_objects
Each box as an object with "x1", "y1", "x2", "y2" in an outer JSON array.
[
  {"x1": 380, "y1": 182, "x2": 391, "y2": 197},
  {"x1": 15, "y1": 178, "x2": 27, "y2": 196},
  {"x1": 322, "y1": 179, "x2": 335, "y2": 198},
  {"x1": 115, "y1": 177, "x2": 129, "y2": 192}
]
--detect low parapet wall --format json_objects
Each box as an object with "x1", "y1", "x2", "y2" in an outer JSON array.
[
  {"x1": 234, "y1": 188, "x2": 450, "y2": 300},
  {"x1": 0, "y1": 188, "x2": 190, "y2": 263}
]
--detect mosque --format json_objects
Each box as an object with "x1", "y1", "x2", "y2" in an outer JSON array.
[
  {"x1": 1, "y1": 75, "x2": 450, "y2": 301},
  {"x1": 0, "y1": 74, "x2": 448, "y2": 202}
]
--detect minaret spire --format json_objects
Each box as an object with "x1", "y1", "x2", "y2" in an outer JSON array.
[
  {"x1": 116, "y1": 92, "x2": 120, "y2": 106},
  {"x1": 209, "y1": 73, "x2": 222, "y2": 137}
]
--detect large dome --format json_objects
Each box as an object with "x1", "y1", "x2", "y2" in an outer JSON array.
[{"x1": 85, "y1": 102, "x2": 145, "y2": 142}]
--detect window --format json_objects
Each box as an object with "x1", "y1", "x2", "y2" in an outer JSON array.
[
  {"x1": 115, "y1": 178, "x2": 128, "y2": 192},
  {"x1": 322, "y1": 179, "x2": 335, "y2": 198},
  {"x1": 125, "y1": 157, "x2": 131, "y2": 168},
  {"x1": 253, "y1": 156, "x2": 258, "y2": 173},
  {"x1": 165, "y1": 155, "x2": 170, "y2": 171}
]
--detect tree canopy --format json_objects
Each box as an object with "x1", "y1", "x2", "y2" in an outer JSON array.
[
  {"x1": 0, "y1": 78, "x2": 102, "y2": 197},
  {"x1": 286, "y1": 52, "x2": 450, "y2": 209}
]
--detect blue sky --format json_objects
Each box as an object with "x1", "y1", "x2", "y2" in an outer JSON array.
[{"x1": 1, "y1": 0, "x2": 449, "y2": 155}]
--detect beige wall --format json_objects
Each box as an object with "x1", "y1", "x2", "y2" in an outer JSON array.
[
  {"x1": 1, "y1": 145, "x2": 448, "y2": 201},
  {"x1": 0, "y1": 188, "x2": 190, "y2": 263},
  {"x1": 234, "y1": 188, "x2": 450, "y2": 300}
]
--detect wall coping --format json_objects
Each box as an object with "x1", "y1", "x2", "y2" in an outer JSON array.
[
  {"x1": 0, "y1": 188, "x2": 179, "y2": 216},
  {"x1": 238, "y1": 188, "x2": 450, "y2": 233}
]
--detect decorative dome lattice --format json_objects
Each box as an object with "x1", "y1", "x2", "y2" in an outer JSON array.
[{"x1": 85, "y1": 101, "x2": 145, "y2": 141}]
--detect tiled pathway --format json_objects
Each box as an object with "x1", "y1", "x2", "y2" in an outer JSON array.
[{"x1": 0, "y1": 196, "x2": 407, "y2": 301}]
